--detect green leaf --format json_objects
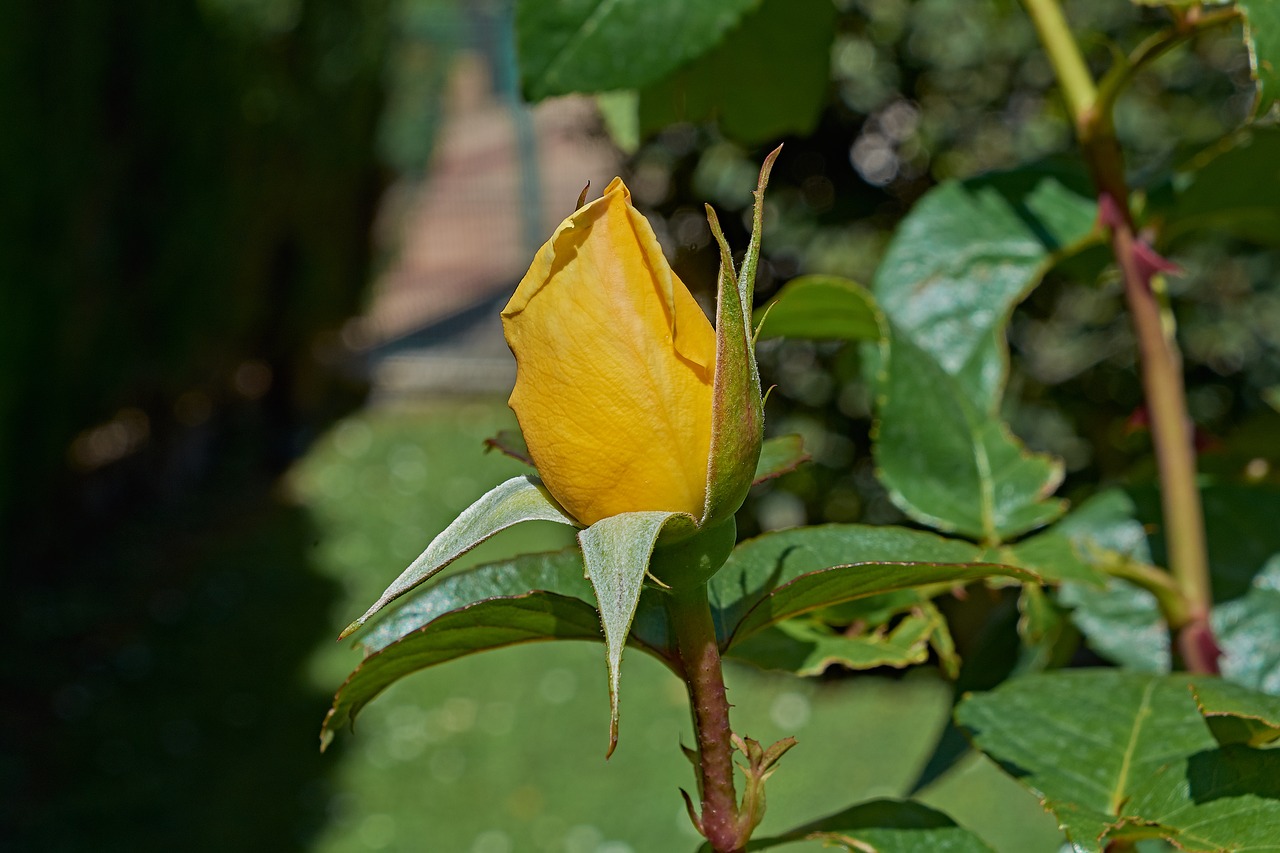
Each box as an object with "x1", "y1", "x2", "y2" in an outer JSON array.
[
  {"x1": 1192, "y1": 678, "x2": 1280, "y2": 747},
  {"x1": 712, "y1": 524, "x2": 981, "y2": 636},
  {"x1": 876, "y1": 331, "x2": 1066, "y2": 541},
  {"x1": 340, "y1": 476, "x2": 577, "y2": 639},
  {"x1": 726, "y1": 799, "x2": 995, "y2": 852},
  {"x1": 754, "y1": 274, "x2": 884, "y2": 342},
  {"x1": 727, "y1": 607, "x2": 943, "y2": 676},
  {"x1": 321, "y1": 550, "x2": 610, "y2": 750},
  {"x1": 579, "y1": 510, "x2": 682, "y2": 756},
  {"x1": 1016, "y1": 583, "x2": 1079, "y2": 672},
  {"x1": 874, "y1": 171, "x2": 1096, "y2": 410},
  {"x1": 1162, "y1": 128, "x2": 1280, "y2": 247},
  {"x1": 1053, "y1": 485, "x2": 1280, "y2": 677},
  {"x1": 1052, "y1": 490, "x2": 1170, "y2": 671},
  {"x1": 1059, "y1": 576, "x2": 1169, "y2": 671},
  {"x1": 753, "y1": 434, "x2": 809, "y2": 485},
  {"x1": 636, "y1": 0, "x2": 835, "y2": 145},
  {"x1": 710, "y1": 524, "x2": 1036, "y2": 647},
  {"x1": 1214, "y1": 554, "x2": 1280, "y2": 695},
  {"x1": 1240, "y1": 0, "x2": 1280, "y2": 116},
  {"x1": 515, "y1": 0, "x2": 758, "y2": 100},
  {"x1": 984, "y1": 529, "x2": 1108, "y2": 587},
  {"x1": 957, "y1": 669, "x2": 1280, "y2": 852},
  {"x1": 870, "y1": 171, "x2": 1095, "y2": 541}
]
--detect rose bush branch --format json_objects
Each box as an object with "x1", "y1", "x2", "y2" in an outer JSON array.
[{"x1": 1021, "y1": 0, "x2": 1218, "y2": 672}]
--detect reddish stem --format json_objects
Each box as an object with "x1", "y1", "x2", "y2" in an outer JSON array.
[{"x1": 667, "y1": 584, "x2": 742, "y2": 853}]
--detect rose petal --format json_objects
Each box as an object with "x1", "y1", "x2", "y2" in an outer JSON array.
[{"x1": 502, "y1": 179, "x2": 716, "y2": 526}]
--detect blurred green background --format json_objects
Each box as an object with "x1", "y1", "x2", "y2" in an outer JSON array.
[{"x1": 4, "y1": 0, "x2": 1274, "y2": 851}]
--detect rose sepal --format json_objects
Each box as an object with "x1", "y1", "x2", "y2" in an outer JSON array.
[{"x1": 699, "y1": 145, "x2": 780, "y2": 530}]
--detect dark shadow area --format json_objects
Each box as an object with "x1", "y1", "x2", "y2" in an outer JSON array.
[
  {"x1": 3, "y1": 477, "x2": 343, "y2": 851},
  {"x1": 1187, "y1": 745, "x2": 1280, "y2": 803},
  {"x1": 1, "y1": 0, "x2": 393, "y2": 848}
]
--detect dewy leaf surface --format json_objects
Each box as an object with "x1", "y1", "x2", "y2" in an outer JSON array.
[
  {"x1": 957, "y1": 669, "x2": 1280, "y2": 852},
  {"x1": 871, "y1": 172, "x2": 1095, "y2": 541},
  {"x1": 723, "y1": 798, "x2": 995, "y2": 853},
  {"x1": 579, "y1": 510, "x2": 681, "y2": 755},
  {"x1": 516, "y1": 0, "x2": 757, "y2": 100},
  {"x1": 341, "y1": 476, "x2": 576, "y2": 639}
]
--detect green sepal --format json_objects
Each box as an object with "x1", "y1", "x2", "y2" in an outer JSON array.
[
  {"x1": 579, "y1": 510, "x2": 689, "y2": 757},
  {"x1": 700, "y1": 147, "x2": 779, "y2": 529},
  {"x1": 339, "y1": 475, "x2": 577, "y2": 639}
]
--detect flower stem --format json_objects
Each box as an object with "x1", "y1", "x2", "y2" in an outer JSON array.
[
  {"x1": 1021, "y1": 0, "x2": 1218, "y2": 673},
  {"x1": 666, "y1": 583, "x2": 742, "y2": 853}
]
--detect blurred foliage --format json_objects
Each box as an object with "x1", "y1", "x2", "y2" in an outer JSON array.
[
  {"x1": 613, "y1": 0, "x2": 1276, "y2": 541},
  {"x1": 0, "y1": 0, "x2": 390, "y2": 561}
]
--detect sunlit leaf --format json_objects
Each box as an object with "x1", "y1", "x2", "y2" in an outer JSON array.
[
  {"x1": 876, "y1": 332, "x2": 1066, "y2": 540},
  {"x1": 874, "y1": 171, "x2": 1096, "y2": 410},
  {"x1": 710, "y1": 524, "x2": 1035, "y2": 647},
  {"x1": 957, "y1": 669, "x2": 1280, "y2": 852},
  {"x1": 871, "y1": 172, "x2": 1095, "y2": 541}
]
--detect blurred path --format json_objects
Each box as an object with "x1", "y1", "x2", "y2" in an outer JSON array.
[{"x1": 355, "y1": 53, "x2": 620, "y2": 400}]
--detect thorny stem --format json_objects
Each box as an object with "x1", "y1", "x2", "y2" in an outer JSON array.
[
  {"x1": 1021, "y1": 0, "x2": 1218, "y2": 673},
  {"x1": 667, "y1": 583, "x2": 742, "y2": 853}
]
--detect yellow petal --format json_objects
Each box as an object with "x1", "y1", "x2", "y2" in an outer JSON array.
[{"x1": 501, "y1": 178, "x2": 716, "y2": 526}]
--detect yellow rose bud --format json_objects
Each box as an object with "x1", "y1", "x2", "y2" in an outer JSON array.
[{"x1": 501, "y1": 178, "x2": 716, "y2": 527}]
